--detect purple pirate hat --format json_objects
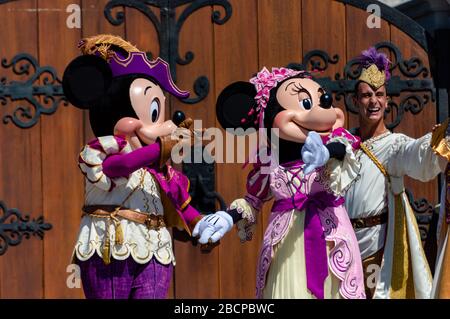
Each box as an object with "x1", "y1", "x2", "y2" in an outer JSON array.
[
  {"x1": 78, "y1": 34, "x2": 189, "y2": 99},
  {"x1": 109, "y1": 52, "x2": 189, "y2": 99}
]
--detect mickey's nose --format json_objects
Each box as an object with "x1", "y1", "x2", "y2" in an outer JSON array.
[
  {"x1": 320, "y1": 93, "x2": 333, "y2": 109},
  {"x1": 172, "y1": 110, "x2": 186, "y2": 126}
]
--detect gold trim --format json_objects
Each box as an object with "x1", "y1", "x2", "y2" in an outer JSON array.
[
  {"x1": 360, "y1": 143, "x2": 390, "y2": 183},
  {"x1": 111, "y1": 53, "x2": 187, "y2": 95},
  {"x1": 113, "y1": 247, "x2": 130, "y2": 257},
  {"x1": 180, "y1": 196, "x2": 191, "y2": 211},
  {"x1": 79, "y1": 146, "x2": 105, "y2": 165},
  {"x1": 75, "y1": 240, "x2": 94, "y2": 258},
  {"x1": 179, "y1": 178, "x2": 192, "y2": 211},
  {"x1": 131, "y1": 244, "x2": 151, "y2": 261},
  {"x1": 389, "y1": 195, "x2": 415, "y2": 298},
  {"x1": 111, "y1": 51, "x2": 150, "y2": 68},
  {"x1": 431, "y1": 118, "x2": 450, "y2": 161}
]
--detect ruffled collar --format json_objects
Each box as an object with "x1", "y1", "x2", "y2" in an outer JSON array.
[{"x1": 362, "y1": 130, "x2": 392, "y2": 146}]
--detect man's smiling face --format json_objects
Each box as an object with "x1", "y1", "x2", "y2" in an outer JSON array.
[{"x1": 355, "y1": 81, "x2": 388, "y2": 125}]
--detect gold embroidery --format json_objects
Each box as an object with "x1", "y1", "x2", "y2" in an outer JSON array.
[
  {"x1": 358, "y1": 64, "x2": 386, "y2": 89},
  {"x1": 75, "y1": 240, "x2": 94, "y2": 258},
  {"x1": 360, "y1": 143, "x2": 390, "y2": 182},
  {"x1": 180, "y1": 196, "x2": 191, "y2": 211}
]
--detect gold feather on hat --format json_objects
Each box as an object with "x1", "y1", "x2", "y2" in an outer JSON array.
[{"x1": 78, "y1": 34, "x2": 140, "y2": 60}]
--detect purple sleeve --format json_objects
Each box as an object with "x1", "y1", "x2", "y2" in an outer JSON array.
[{"x1": 103, "y1": 142, "x2": 161, "y2": 178}]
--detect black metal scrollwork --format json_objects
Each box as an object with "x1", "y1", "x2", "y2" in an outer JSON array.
[
  {"x1": 104, "y1": 0, "x2": 232, "y2": 104},
  {"x1": 182, "y1": 146, "x2": 226, "y2": 214},
  {"x1": 0, "y1": 201, "x2": 52, "y2": 256},
  {"x1": 288, "y1": 42, "x2": 435, "y2": 130},
  {"x1": 0, "y1": 53, "x2": 67, "y2": 128},
  {"x1": 405, "y1": 188, "x2": 436, "y2": 243},
  {"x1": 288, "y1": 50, "x2": 339, "y2": 73}
]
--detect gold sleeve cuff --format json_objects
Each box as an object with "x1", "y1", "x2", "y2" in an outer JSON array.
[{"x1": 431, "y1": 118, "x2": 450, "y2": 161}]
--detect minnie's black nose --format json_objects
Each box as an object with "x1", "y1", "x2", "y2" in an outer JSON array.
[
  {"x1": 320, "y1": 93, "x2": 333, "y2": 109},
  {"x1": 172, "y1": 110, "x2": 186, "y2": 126}
]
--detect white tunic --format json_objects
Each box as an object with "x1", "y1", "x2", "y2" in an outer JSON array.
[
  {"x1": 345, "y1": 131, "x2": 447, "y2": 298},
  {"x1": 73, "y1": 136, "x2": 175, "y2": 265}
]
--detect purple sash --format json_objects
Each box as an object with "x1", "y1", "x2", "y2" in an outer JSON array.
[{"x1": 272, "y1": 191, "x2": 344, "y2": 299}]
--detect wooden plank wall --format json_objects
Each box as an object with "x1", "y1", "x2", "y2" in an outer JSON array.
[
  {"x1": 0, "y1": 0, "x2": 439, "y2": 298},
  {"x1": 0, "y1": 0, "x2": 43, "y2": 299}
]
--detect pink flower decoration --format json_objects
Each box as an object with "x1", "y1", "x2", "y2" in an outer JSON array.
[{"x1": 247, "y1": 67, "x2": 305, "y2": 127}]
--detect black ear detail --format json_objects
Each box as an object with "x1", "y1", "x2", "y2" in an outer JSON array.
[
  {"x1": 62, "y1": 55, "x2": 112, "y2": 109},
  {"x1": 216, "y1": 81, "x2": 258, "y2": 133}
]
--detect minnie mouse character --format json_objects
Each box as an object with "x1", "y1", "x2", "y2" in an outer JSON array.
[
  {"x1": 207, "y1": 67, "x2": 366, "y2": 299},
  {"x1": 62, "y1": 34, "x2": 232, "y2": 299}
]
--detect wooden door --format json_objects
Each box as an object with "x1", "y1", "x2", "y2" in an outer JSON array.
[{"x1": 0, "y1": 0, "x2": 441, "y2": 298}]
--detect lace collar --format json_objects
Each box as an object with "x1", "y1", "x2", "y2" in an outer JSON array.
[{"x1": 362, "y1": 130, "x2": 392, "y2": 146}]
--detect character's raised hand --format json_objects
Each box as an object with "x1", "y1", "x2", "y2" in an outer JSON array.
[{"x1": 302, "y1": 131, "x2": 330, "y2": 175}]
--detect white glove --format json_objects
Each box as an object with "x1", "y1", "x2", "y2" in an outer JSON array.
[
  {"x1": 302, "y1": 131, "x2": 330, "y2": 175},
  {"x1": 192, "y1": 211, "x2": 233, "y2": 244}
]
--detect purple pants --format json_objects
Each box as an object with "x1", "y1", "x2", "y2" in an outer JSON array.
[{"x1": 77, "y1": 255, "x2": 173, "y2": 299}]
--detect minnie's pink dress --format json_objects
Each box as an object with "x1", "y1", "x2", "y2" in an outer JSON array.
[{"x1": 230, "y1": 128, "x2": 366, "y2": 299}]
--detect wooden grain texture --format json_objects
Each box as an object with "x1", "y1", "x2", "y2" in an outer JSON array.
[
  {"x1": 0, "y1": 0, "x2": 43, "y2": 299},
  {"x1": 257, "y1": 0, "x2": 302, "y2": 254},
  {"x1": 171, "y1": 4, "x2": 219, "y2": 299},
  {"x1": 214, "y1": 0, "x2": 260, "y2": 298},
  {"x1": 303, "y1": 0, "x2": 348, "y2": 124},
  {"x1": 0, "y1": 0, "x2": 443, "y2": 299},
  {"x1": 258, "y1": 0, "x2": 302, "y2": 68},
  {"x1": 390, "y1": 26, "x2": 439, "y2": 205},
  {"x1": 81, "y1": 0, "x2": 126, "y2": 143},
  {"x1": 124, "y1": 4, "x2": 160, "y2": 62},
  {"x1": 38, "y1": 0, "x2": 84, "y2": 298},
  {"x1": 345, "y1": 4, "x2": 391, "y2": 130}
]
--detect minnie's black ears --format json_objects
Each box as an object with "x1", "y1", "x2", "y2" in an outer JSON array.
[
  {"x1": 216, "y1": 81, "x2": 258, "y2": 132},
  {"x1": 62, "y1": 55, "x2": 112, "y2": 109}
]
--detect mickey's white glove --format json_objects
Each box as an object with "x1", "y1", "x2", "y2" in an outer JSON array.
[
  {"x1": 302, "y1": 131, "x2": 330, "y2": 175},
  {"x1": 192, "y1": 211, "x2": 233, "y2": 244}
]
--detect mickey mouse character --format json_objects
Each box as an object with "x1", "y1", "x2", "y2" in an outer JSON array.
[
  {"x1": 62, "y1": 34, "x2": 232, "y2": 299},
  {"x1": 207, "y1": 67, "x2": 366, "y2": 299}
]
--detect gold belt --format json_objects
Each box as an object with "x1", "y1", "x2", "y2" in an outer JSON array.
[
  {"x1": 82, "y1": 205, "x2": 165, "y2": 230},
  {"x1": 82, "y1": 205, "x2": 166, "y2": 265}
]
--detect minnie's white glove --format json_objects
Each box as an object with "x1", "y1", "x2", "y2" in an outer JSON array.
[
  {"x1": 192, "y1": 211, "x2": 233, "y2": 244},
  {"x1": 302, "y1": 131, "x2": 330, "y2": 175}
]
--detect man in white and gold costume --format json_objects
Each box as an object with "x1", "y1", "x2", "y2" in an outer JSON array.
[
  {"x1": 431, "y1": 130, "x2": 450, "y2": 298},
  {"x1": 345, "y1": 47, "x2": 449, "y2": 298}
]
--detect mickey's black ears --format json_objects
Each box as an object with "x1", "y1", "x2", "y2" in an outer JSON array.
[
  {"x1": 62, "y1": 55, "x2": 112, "y2": 109},
  {"x1": 216, "y1": 81, "x2": 258, "y2": 132}
]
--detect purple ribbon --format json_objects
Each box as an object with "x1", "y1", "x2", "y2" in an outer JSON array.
[{"x1": 272, "y1": 191, "x2": 344, "y2": 299}]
